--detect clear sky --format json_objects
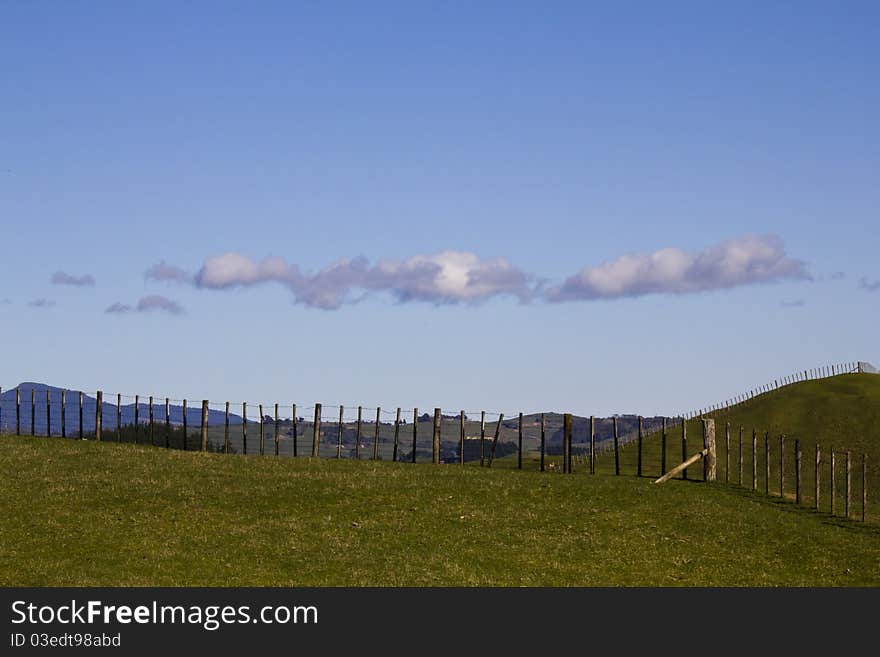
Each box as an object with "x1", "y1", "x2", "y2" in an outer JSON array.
[{"x1": 1, "y1": 1, "x2": 878, "y2": 417}]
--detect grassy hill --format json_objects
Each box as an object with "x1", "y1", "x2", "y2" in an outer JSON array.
[
  {"x1": 1, "y1": 430, "x2": 879, "y2": 586},
  {"x1": 593, "y1": 373, "x2": 880, "y2": 522}
]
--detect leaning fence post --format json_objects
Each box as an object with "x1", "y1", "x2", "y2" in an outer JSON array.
[
  {"x1": 488, "y1": 413, "x2": 505, "y2": 468},
  {"x1": 393, "y1": 407, "x2": 401, "y2": 462},
  {"x1": 373, "y1": 407, "x2": 381, "y2": 460},
  {"x1": 517, "y1": 412, "x2": 523, "y2": 470},
  {"x1": 815, "y1": 444, "x2": 821, "y2": 511},
  {"x1": 312, "y1": 404, "x2": 321, "y2": 458},
  {"x1": 201, "y1": 400, "x2": 209, "y2": 452},
  {"x1": 411, "y1": 408, "x2": 418, "y2": 463},
  {"x1": 61, "y1": 389, "x2": 66, "y2": 438},
  {"x1": 95, "y1": 390, "x2": 102, "y2": 441}
]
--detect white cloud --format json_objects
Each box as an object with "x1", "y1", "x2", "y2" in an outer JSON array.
[
  {"x1": 194, "y1": 251, "x2": 532, "y2": 309},
  {"x1": 51, "y1": 271, "x2": 95, "y2": 286},
  {"x1": 546, "y1": 235, "x2": 809, "y2": 302}
]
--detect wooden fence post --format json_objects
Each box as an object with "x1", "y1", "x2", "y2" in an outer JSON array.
[
  {"x1": 830, "y1": 448, "x2": 836, "y2": 515},
  {"x1": 795, "y1": 439, "x2": 802, "y2": 505},
  {"x1": 165, "y1": 398, "x2": 170, "y2": 448},
  {"x1": 637, "y1": 416, "x2": 643, "y2": 477},
  {"x1": 15, "y1": 388, "x2": 20, "y2": 435},
  {"x1": 182, "y1": 399, "x2": 188, "y2": 451},
  {"x1": 563, "y1": 413, "x2": 572, "y2": 474},
  {"x1": 149, "y1": 396, "x2": 154, "y2": 445},
  {"x1": 460, "y1": 411, "x2": 466, "y2": 466},
  {"x1": 613, "y1": 416, "x2": 620, "y2": 476},
  {"x1": 79, "y1": 392, "x2": 84, "y2": 439},
  {"x1": 862, "y1": 454, "x2": 868, "y2": 523},
  {"x1": 411, "y1": 408, "x2": 418, "y2": 464},
  {"x1": 738, "y1": 426, "x2": 743, "y2": 485},
  {"x1": 292, "y1": 404, "x2": 298, "y2": 457},
  {"x1": 725, "y1": 422, "x2": 730, "y2": 483},
  {"x1": 488, "y1": 414, "x2": 505, "y2": 467},
  {"x1": 751, "y1": 429, "x2": 757, "y2": 491},
  {"x1": 845, "y1": 451, "x2": 851, "y2": 519},
  {"x1": 540, "y1": 413, "x2": 545, "y2": 472},
  {"x1": 764, "y1": 432, "x2": 770, "y2": 495},
  {"x1": 134, "y1": 394, "x2": 139, "y2": 443},
  {"x1": 45, "y1": 389, "x2": 50, "y2": 437},
  {"x1": 224, "y1": 402, "x2": 230, "y2": 454},
  {"x1": 517, "y1": 412, "x2": 523, "y2": 470},
  {"x1": 815, "y1": 444, "x2": 821, "y2": 511},
  {"x1": 432, "y1": 408, "x2": 441, "y2": 464},
  {"x1": 779, "y1": 435, "x2": 785, "y2": 498},
  {"x1": 312, "y1": 404, "x2": 321, "y2": 458},
  {"x1": 242, "y1": 402, "x2": 247, "y2": 455},
  {"x1": 95, "y1": 390, "x2": 102, "y2": 441},
  {"x1": 337, "y1": 405, "x2": 344, "y2": 459},
  {"x1": 259, "y1": 404, "x2": 265, "y2": 456},
  {"x1": 480, "y1": 411, "x2": 486, "y2": 467},
  {"x1": 275, "y1": 403, "x2": 280, "y2": 456},
  {"x1": 591, "y1": 415, "x2": 597, "y2": 475},
  {"x1": 201, "y1": 400, "x2": 209, "y2": 452},
  {"x1": 702, "y1": 419, "x2": 716, "y2": 482},
  {"x1": 61, "y1": 389, "x2": 66, "y2": 438},
  {"x1": 31, "y1": 389, "x2": 35, "y2": 436},
  {"x1": 680, "y1": 419, "x2": 687, "y2": 480},
  {"x1": 393, "y1": 407, "x2": 401, "y2": 462},
  {"x1": 373, "y1": 407, "x2": 381, "y2": 460},
  {"x1": 117, "y1": 393, "x2": 122, "y2": 441},
  {"x1": 355, "y1": 406, "x2": 362, "y2": 460}
]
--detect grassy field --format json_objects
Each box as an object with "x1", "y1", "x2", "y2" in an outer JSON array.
[
  {"x1": 591, "y1": 373, "x2": 880, "y2": 522},
  {"x1": 2, "y1": 431, "x2": 879, "y2": 586}
]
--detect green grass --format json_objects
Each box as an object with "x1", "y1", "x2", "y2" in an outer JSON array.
[
  {"x1": 2, "y1": 432, "x2": 879, "y2": 586},
  {"x1": 592, "y1": 373, "x2": 880, "y2": 522}
]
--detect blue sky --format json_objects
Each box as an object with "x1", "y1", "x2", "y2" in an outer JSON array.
[{"x1": 1, "y1": 1, "x2": 878, "y2": 416}]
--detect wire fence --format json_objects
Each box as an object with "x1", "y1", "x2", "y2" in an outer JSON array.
[{"x1": 0, "y1": 360, "x2": 873, "y2": 522}]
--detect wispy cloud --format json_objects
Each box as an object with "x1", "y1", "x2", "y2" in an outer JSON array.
[
  {"x1": 780, "y1": 298, "x2": 806, "y2": 308},
  {"x1": 545, "y1": 235, "x2": 810, "y2": 302},
  {"x1": 194, "y1": 251, "x2": 533, "y2": 309},
  {"x1": 28, "y1": 298, "x2": 56, "y2": 308},
  {"x1": 860, "y1": 277, "x2": 880, "y2": 292},
  {"x1": 831, "y1": 271, "x2": 846, "y2": 281},
  {"x1": 105, "y1": 295, "x2": 184, "y2": 315},
  {"x1": 51, "y1": 271, "x2": 95, "y2": 286},
  {"x1": 145, "y1": 260, "x2": 192, "y2": 284}
]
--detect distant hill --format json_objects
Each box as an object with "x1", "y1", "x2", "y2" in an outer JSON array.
[{"x1": 0, "y1": 383, "x2": 243, "y2": 435}]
